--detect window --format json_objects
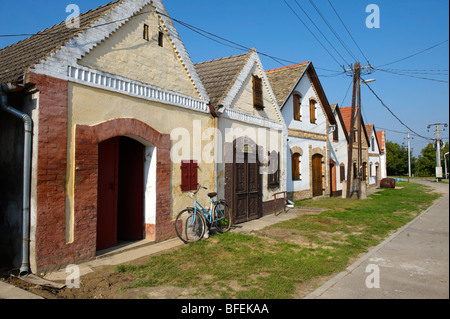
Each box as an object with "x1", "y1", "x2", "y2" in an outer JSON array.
[
  {"x1": 371, "y1": 137, "x2": 375, "y2": 152},
  {"x1": 268, "y1": 151, "x2": 280, "y2": 187},
  {"x1": 310, "y1": 99, "x2": 317, "y2": 124},
  {"x1": 340, "y1": 164, "x2": 345, "y2": 182},
  {"x1": 292, "y1": 153, "x2": 301, "y2": 181},
  {"x1": 253, "y1": 75, "x2": 264, "y2": 110},
  {"x1": 333, "y1": 126, "x2": 339, "y2": 142},
  {"x1": 158, "y1": 31, "x2": 164, "y2": 47},
  {"x1": 143, "y1": 24, "x2": 150, "y2": 41},
  {"x1": 370, "y1": 163, "x2": 374, "y2": 177},
  {"x1": 180, "y1": 160, "x2": 198, "y2": 191},
  {"x1": 353, "y1": 162, "x2": 357, "y2": 179},
  {"x1": 293, "y1": 94, "x2": 301, "y2": 121}
]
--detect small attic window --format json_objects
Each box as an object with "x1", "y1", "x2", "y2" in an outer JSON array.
[
  {"x1": 143, "y1": 24, "x2": 150, "y2": 41},
  {"x1": 252, "y1": 75, "x2": 264, "y2": 110},
  {"x1": 158, "y1": 31, "x2": 164, "y2": 47}
]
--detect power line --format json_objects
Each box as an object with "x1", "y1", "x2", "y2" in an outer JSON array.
[
  {"x1": 308, "y1": 0, "x2": 359, "y2": 63},
  {"x1": 327, "y1": 0, "x2": 371, "y2": 65},
  {"x1": 340, "y1": 78, "x2": 353, "y2": 106},
  {"x1": 282, "y1": 0, "x2": 345, "y2": 69},
  {"x1": 291, "y1": 0, "x2": 351, "y2": 66},
  {"x1": 376, "y1": 39, "x2": 449, "y2": 68},
  {"x1": 0, "y1": 9, "x2": 156, "y2": 38},
  {"x1": 376, "y1": 126, "x2": 433, "y2": 140},
  {"x1": 374, "y1": 67, "x2": 449, "y2": 83},
  {"x1": 362, "y1": 78, "x2": 433, "y2": 141}
]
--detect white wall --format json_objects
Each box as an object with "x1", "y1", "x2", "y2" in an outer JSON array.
[
  {"x1": 368, "y1": 130, "x2": 380, "y2": 185},
  {"x1": 329, "y1": 111, "x2": 348, "y2": 192},
  {"x1": 286, "y1": 137, "x2": 326, "y2": 193},
  {"x1": 282, "y1": 74, "x2": 328, "y2": 135},
  {"x1": 282, "y1": 73, "x2": 329, "y2": 195}
]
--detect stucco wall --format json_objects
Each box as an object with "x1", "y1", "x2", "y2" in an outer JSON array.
[
  {"x1": 79, "y1": 4, "x2": 199, "y2": 99},
  {"x1": 230, "y1": 63, "x2": 280, "y2": 123},
  {"x1": 217, "y1": 117, "x2": 284, "y2": 203},
  {"x1": 329, "y1": 113, "x2": 348, "y2": 192},
  {"x1": 67, "y1": 83, "x2": 215, "y2": 242},
  {"x1": 282, "y1": 74, "x2": 328, "y2": 135}
]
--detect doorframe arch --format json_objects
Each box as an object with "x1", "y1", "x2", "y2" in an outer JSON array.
[{"x1": 73, "y1": 118, "x2": 172, "y2": 257}]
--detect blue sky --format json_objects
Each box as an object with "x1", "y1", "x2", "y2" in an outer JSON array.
[{"x1": 0, "y1": 0, "x2": 448, "y2": 156}]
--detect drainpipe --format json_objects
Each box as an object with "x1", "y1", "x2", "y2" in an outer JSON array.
[{"x1": 0, "y1": 83, "x2": 32, "y2": 276}]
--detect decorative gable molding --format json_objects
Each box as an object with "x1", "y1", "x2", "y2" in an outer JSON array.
[
  {"x1": 223, "y1": 107, "x2": 284, "y2": 131},
  {"x1": 30, "y1": 0, "x2": 210, "y2": 111},
  {"x1": 67, "y1": 65, "x2": 208, "y2": 113},
  {"x1": 219, "y1": 50, "x2": 285, "y2": 127}
]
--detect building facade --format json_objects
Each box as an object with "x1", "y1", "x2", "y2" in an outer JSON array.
[{"x1": 266, "y1": 62, "x2": 337, "y2": 201}]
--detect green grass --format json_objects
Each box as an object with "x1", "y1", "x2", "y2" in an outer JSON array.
[{"x1": 115, "y1": 182, "x2": 441, "y2": 299}]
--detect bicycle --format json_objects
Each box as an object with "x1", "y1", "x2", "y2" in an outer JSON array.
[{"x1": 175, "y1": 185, "x2": 232, "y2": 244}]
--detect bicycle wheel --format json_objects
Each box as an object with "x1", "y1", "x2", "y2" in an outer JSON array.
[
  {"x1": 175, "y1": 208, "x2": 206, "y2": 244},
  {"x1": 213, "y1": 200, "x2": 232, "y2": 233}
]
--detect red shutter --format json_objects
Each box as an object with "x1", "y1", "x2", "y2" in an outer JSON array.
[
  {"x1": 181, "y1": 160, "x2": 191, "y2": 192},
  {"x1": 190, "y1": 160, "x2": 199, "y2": 191},
  {"x1": 181, "y1": 160, "x2": 198, "y2": 192}
]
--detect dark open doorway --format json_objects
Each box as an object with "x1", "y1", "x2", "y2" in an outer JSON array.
[{"x1": 97, "y1": 136, "x2": 144, "y2": 252}]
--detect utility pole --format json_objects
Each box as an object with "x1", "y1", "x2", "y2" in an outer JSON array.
[
  {"x1": 345, "y1": 62, "x2": 372, "y2": 199},
  {"x1": 407, "y1": 132, "x2": 411, "y2": 182},
  {"x1": 427, "y1": 123, "x2": 448, "y2": 182},
  {"x1": 357, "y1": 64, "x2": 363, "y2": 198},
  {"x1": 346, "y1": 63, "x2": 360, "y2": 198}
]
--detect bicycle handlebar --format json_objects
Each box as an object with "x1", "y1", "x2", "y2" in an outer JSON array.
[{"x1": 190, "y1": 184, "x2": 207, "y2": 197}]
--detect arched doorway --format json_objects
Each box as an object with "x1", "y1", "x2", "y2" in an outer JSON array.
[
  {"x1": 312, "y1": 154, "x2": 323, "y2": 197},
  {"x1": 97, "y1": 136, "x2": 145, "y2": 252}
]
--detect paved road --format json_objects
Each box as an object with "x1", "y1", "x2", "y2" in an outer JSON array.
[{"x1": 306, "y1": 179, "x2": 449, "y2": 299}]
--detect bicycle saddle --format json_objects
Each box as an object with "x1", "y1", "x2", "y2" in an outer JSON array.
[{"x1": 207, "y1": 192, "x2": 217, "y2": 198}]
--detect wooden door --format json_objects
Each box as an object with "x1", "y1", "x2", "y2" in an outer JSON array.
[
  {"x1": 330, "y1": 161, "x2": 336, "y2": 196},
  {"x1": 97, "y1": 137, "x2": 120, "y2": 251},
  {"x1": 312, "y1": 154, "x2": 323, "y2": 197},
  {"x1": 234, "y1": 149, "x2": 262, "y2": 224}
]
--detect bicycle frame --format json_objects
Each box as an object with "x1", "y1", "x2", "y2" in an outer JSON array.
[{"x1": 194, "y1": 198, "x2": 219, "y2": 224}]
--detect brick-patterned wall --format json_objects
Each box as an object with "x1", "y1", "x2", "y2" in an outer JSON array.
[
  {"x1": 75, "y1": 118, "x2": 174, "y2": 250},
  {"x1": 28, "y1": 72, "x2": 174, "y2": 273},
  {"x1": 28, "y1": 73, "x2": 71, "y2": 273}
]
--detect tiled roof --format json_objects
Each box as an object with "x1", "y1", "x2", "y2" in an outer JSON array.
[
  {"x1": 265, "y1": 62, "x2": 309, "y2": 107},
  {"x1": 340, "y1": 106, "x2": 357, "y2": 132},
  {"x1": 0, "y1": 0, "x2": 123, "y2": 84},
  {"x1": 195, "y1": 51, "x2": 252, "y2": 108},
  {"x1": 340, "y1": 106, "x2": 370, "y2": 144},
  {"x1": 365, "y1": 124, "x2": 374, "y2": 137},
  {"x1": 377, "y1": 130, "x2": 386, "y2": 152}
]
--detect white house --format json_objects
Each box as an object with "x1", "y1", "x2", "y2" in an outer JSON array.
[
  {"x1": 366, "y1": 124, "x2": 381, "y2": 186},
  {"x1": 266, "y1": 62, "x2": 336, "y2": 200},
  {"x1": 195, "y1": 49, "x2": 287, "y2": 224},
  {"x1": 377, "y1": 130, "x2": 388, "y2": 179},
  {"x1": 329, "y1": 104, "x2": 349, "y2": 197}
]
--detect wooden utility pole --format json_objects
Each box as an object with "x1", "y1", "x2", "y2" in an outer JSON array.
[
  {"x1": 357, "y1": 64, "x2": 363, "y2": 198},
  {"x1": 346, "y1": 63, "x2": 360, "y2": 198}
]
